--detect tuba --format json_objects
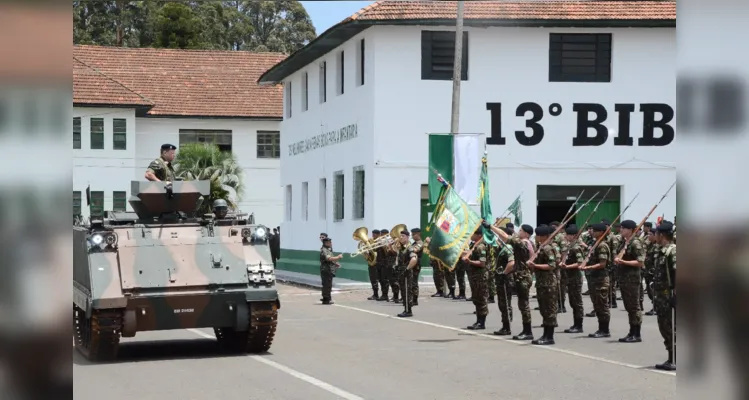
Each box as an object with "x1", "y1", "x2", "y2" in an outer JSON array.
[
  {"x1": 352, "y1": 227, "x2": 378, "y2": 266},
  {"x1": 350, "y1": 223, "x2": 407, "y2": 258}
]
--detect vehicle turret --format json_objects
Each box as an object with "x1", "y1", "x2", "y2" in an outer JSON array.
[{"x1": 128, "y1": 180, "x2": 209, "y2": 221}]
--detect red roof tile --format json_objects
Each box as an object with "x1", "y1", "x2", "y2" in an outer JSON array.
[
  {"x1": 73, "y1": 57, "x2": 153, "y2": 107},
  {"x1": 73, "y1": 45, "x2": 286, "y2": 118},
  {"x1": 345, "y1": 1, "x2": 676, "y2": 22}
]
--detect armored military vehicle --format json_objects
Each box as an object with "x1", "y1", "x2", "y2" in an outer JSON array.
[{"x1": 73, "y1": 180, "x2": 279, "y2": 361}]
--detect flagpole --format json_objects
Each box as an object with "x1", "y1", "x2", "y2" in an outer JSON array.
[{"x1": 450, "y1": 0, "x2": 465, "y2": 135}]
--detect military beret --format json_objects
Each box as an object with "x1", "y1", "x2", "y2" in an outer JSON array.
[
  {"x1": 506, "y1": 223, "x2": 514, "y2": 228},
  {"x1": 411, "y1": 228, "x2": 421, "y2": 233},
  {"x1": 400, "y1": 230, "x2": 410, "y2": 236},
  {"x1": 566, "y1": 225, "x2": 578, "y2": 235},
  {"x1": 644, "y1": 222, "x2": 653, "y2": 228},
  {"x1": 656, "y1": 221, "x2": 674, "y2": 233},
  {"x1": 535, "y1": 225, "x2": 552, "y2": 236},
  {"x1": 550, "y1": 221, "x2": 561, "y2": 227},
  {"x1": 161, "y1": 143, "x2": 177, "y2": 151},
  {"x1": 380, "y1": 229, "x2": 389, "y2": 234},
  {"x1": 320, "y1": 232, "x2": 328, "y2": 237},
  {"x1": 372, "y1": 229, "x2": 381, "y2": 234},
  {"x1": 591, "y1": 223, "x2": 607, "y2": 232},
  {"x1": 620, "y1": 220, "x2": 637, "y2": 229},
  {"x1": 601, "y1": 219, "x2": 611, "y2": 225},
  {"x1": 322, "y1": 237, "x2": 331, "y2": 242},
  {"x1": 521, "y1": 224, "x2": 533, "y2": 235}
]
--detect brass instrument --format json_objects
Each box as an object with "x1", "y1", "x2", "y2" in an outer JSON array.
[
  {"x1": 352, "y1": 227, "x2": 378, "y2": 266},
  {"x1": 350, "y1": 223, "x2": 407, "y2": 258}
]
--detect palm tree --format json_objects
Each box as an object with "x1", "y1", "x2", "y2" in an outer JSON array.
[{"x1": 173, "y1": 143, "x2": 244, "y2": 214}]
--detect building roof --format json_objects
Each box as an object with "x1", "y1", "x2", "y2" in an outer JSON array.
[
  {"x1": 73, "y1": 45, "x2": 286, "y2": 118},
  {"x1": 73, "y1": 57, "x2": 153, "y2": 108},
  {"x1": 258, "y1": 0, "x2": 676, "y2": 84}
]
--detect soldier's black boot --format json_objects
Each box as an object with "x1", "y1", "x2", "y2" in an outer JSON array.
[
  {"x1": 368, "y1": 289, "x2": 379, "y2": 300},
  {"x1": 494, "y1": 320, "x2": 511, "y2": 336},
  {"x1": 533, "y1": 326, "x2": 555, "y2": 345},
  {"x1": 467, "y1": 315, "x2": 486, "y2": 330},
  {"x1": 619, "y1": 324, "x2": 642, "y2": 343},
  {"x1": 446, "y1": 288, "x2": 456, "y2": 299},
  {"x1": 585, "y1": 310, "x2": 596, "y2": 318},
  {"x1": 561, "y1": 304, "x2": 567, "y2": 313},
  {"x1": 512, "y1": 323, "x2": 534, "y2": 340},
  {"x1": 564, "y1": 318, "x2": 584, "y2": 333},
  {"x1": 455, "y1": 290, "x2": 466, "y2": 300},
  {"x1": 466, "y1": 296, "x2": 472, "y2": 301},
  {"x1": 377, "y1": 291, "x2": 388, "y2": 301},
  {"x1": 655, "y1": 350, "x2": 676, "y2": 371},
  {"x1": 432, "y1": 291, "x2": 444, "y2": 298},
  {"x1": 588, "y1": 321, "x2": 611, "y2": 338},
  {"x1": 397, "y1": 310, "x2": 413, "y2": 318}
]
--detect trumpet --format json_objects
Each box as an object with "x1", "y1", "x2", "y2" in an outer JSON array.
[{"x1": 350, "y1": 223, "x2": 407, "y2": 258}]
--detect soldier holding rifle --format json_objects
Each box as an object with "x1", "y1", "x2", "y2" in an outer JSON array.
[
  {"x1": 653, "y1": 221, "x2": 676, "y2": 371},
  {"x1": 614, "y1": 219, "x2": 647, "y2": 343},
  {"x1": 580, "y1": 223, "x2": 613, "y2": 338},
  {"x1": 394, "y1": 230, "x2": 417, "y2": 318},
  {"x1": 464, "y1": 229, "x2": 489, "y2": 330},
  {"x1": 527, "y1": 225, "x2": 559, "y2": 345},
  {"x1": 492, "y1": 227, "x2": 515, "y2": 336},
  {"x1": 561, "y1": 225, "x2": 586, "y2": 334}
]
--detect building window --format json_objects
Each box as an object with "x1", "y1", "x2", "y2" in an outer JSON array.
[
  {"x1": 112, "y1": 191, "x2": 126, "y2": 212},
  {"x1": 73, "y1": 117, "x2": 81, "y2": 149},
  {"x1": 301, "y1": 181, "x2": 309, "y2": 221},
  {"x1": 113, "y1": 118, "x2": 127, "y2": 150},
  {"x1": 90, "y1": 191, "x2": 104, "y2": 217},
  {"x1": 333, "y1": 171, "x2": 344, "y2": 221},
  {"x1": 421, "y1": 30, "x2": 468, "y2": 81},
  {"x1": 319, "y1": 61, "x2": 327, "y2": 103},
  {"x1": 352, "y1": 166, "x2": 364, "y2": 220},
  {"x1": 549, "y1": 33, "x2": 612, "y2": 83},
  {"x1": 285, "y1": 184, "x2": 292, "y2": 221},
  {"x1": 73, "y1": 191, "x2": 81, "y2": 216},
  {"x1": 285, "y1": 81, "x2": 292, "y2": 118},
  {"x1": 319, "y1": 178, "x2": 327, "y2": 220},
  {"x1": 302, "y1": 72, "x2": 309, "y2": 112},
  {"x1": 257, "y1": 131, "x2": 280, "y2": 159},
  {"x1": 356, "y1": 39, "x2": 365, "y2": 86},
  {"x1": 90, "y1": 117, "x2": 104, "y2": 149},
  {"x1": 337, "y1": 51, "x2": 344, "y2": 95},
  {"x1": 179, "y1": 129, "x2": 232, "y2": 152}
]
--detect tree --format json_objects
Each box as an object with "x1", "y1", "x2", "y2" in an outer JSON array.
[{"x1": 173, "y1": 143, "x2": 244, "y2": 214}]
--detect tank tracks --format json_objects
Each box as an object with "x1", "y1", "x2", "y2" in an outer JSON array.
[
  {"x1": 215, "y1": 301, "x2": 278, "y2": 353},
  {"x1": 73, "y1": 306, "x2": 122, "y2": 362}
]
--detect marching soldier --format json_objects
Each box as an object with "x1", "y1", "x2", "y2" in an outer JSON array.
[
  {"x1": 483, "y1": 221, "x2": 535, "y2": 341},
  {"x1": 319, "y1": 237, "x2": 342, "y2": 305},
  {"x1": 581, "y1": 223, "x2": 612, "y2": 338},
  {"x1": 395, "y1": 230, "x2": 417, "y2": 318},
  {"x1": 653, "y1": 221, "x2": 676, "y2": 371},
  {"x1": 528, "y1": 225, "x2": 559, "y2": 345},
  {"x1": 562, "y1": 225, "x2": 586, "y2": 333},
  {"x1": 493, "y1": 228, "x2": 515, "y2": 336},
  {"x1": 383, "y1": 229, "x2": 400, "y2": 303},
  {"x1": 613, "y1": 219, "x2": 647, "y2": 343},
  {"x1": 367, "y1": 230, "x2": 382, "y2": 301},
  {"x1": 465, "y1": 229, "x2": 489, "y2": 330},
  {"x1": 410, "y1": 228, "x2": 424, "y2": 305},
  {"x1": 642, "y1": 229, "x2": 659, "y2": 315}
]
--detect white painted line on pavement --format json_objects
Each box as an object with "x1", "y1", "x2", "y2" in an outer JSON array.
[
  {"x1": 331, "y1": 304, "x2": 677, "y2": 377},
  {"x1": 187, "y1": 329, "x2": 366, "y2": 400}
]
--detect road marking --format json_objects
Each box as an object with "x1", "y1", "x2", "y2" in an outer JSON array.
[
  {"x1": 187, "y1": 329, "x2": 366, "y2": 400},
  {"x1": 331, "y1": 303, "x2": 676, "y2": 377}
]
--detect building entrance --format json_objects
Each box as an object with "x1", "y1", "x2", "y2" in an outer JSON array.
[{"x1": 536, "y1": 185, "x2": 621, "y2": 227}]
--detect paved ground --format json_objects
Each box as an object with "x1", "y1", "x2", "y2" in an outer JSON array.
[{"x1": 73, "y1": 284, "x2": 675, "y2": 400}]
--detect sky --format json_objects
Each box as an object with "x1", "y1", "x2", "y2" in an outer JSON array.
[{"x1": 300, "y1": 1, "x2": 375, "y2": 34}]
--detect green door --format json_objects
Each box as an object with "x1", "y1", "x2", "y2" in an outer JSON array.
[
  {"x1": 575, "y1": 199, "x2": 620, "y2": 227},
  {"x1": 420, "y1": 198, "x2": 433, "y2": 267}
]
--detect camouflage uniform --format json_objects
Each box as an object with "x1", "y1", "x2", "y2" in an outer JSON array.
[
  {"x1": 653, "y1": 242, "x2": 676, "y2": 362},
  {"x1": 410, "y1": 239, "x2": 424, "y2": 303},
  {"x1": 617, "y1": 236, "x2": 647, "y2": 328},
  {"x1": 467, "y1": 242, "x2": 489, "y2": 318},
  {"x1": 642, "y1": 241, "x2": 660, "y2": 313},
  {"x1": 396, "y1": 242, "x2": 415, "y2": 311},
  {"x1": 563, "y1": 239, "x2": 586, "y2": 327},
  {"x1": 319, "y1": 246, "x2": 336, "y2": 303},
  {"x1": 453, "y1": 257, "x2": 467, "y2": 299},
  {"x1": 375, "y1": 246, "x2": 390, "y2": 300},
  {"x1": 486, "y1": 244, "x2": 497, "y2": 302},
  {"x1": 553, "y1": 234, "x2": 567, "y2": 312},
  {"x1": 534, "y1": 242, "x2": 559, "y2": 328},
  {"x1": 146, "y1": 156, "x2": 176, "y2": 181},
  {"x1": 494, "y1": 243, "x2": 515, "y2": 331},
  {"x1": 607, "y1": 232, "x2": 622, "y2": 307},
  {"x1": 431, "y1": 257, "x2": 446, "y2": 295},
  {"x1": 588, "y1": 240, "x2": 612, "y2": 336},
  {"x1": 509, "y1": 236, "x2": 533, "y2": 328}
]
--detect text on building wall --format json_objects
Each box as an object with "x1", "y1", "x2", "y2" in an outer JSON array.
[{"x1": 288, "y1": 123, "x2": 358, "y2": 156}]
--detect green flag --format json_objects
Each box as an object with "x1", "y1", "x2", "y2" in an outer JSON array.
[
  {"x1": 508, "y1": 195, "x2": 522, "y2": 226},
  {"x1": 478, "y1": 156, "x2": 496, "y2": 246},
  {"x1": 428, "y1": 134, "x2": 454, "y2": 205},
  {"x1": 428, "y1": 185, "x2": 482, "y2": 271}
]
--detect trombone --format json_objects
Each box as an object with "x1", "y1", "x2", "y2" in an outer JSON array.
[{"x1": 350, "y1": 223, "x2": 407, "y2": 258}]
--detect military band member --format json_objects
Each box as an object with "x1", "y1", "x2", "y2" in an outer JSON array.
[
  {"x1": 643, "y1": 229, "x2": 659, "y2": 315},
  {"x1": 395, "y1": 230, "x2": 418, "y2": 318},
  {"x1": 374, "y1": 230, "x2": 391, "y2": 301},
  {"x1": 383, "y1": 229, "x2": 400, "y2": 302},
  {"x1": 367, "y1": 230, "x2": 382, "y2": 301},
  {"x1": 483, "y1": 221, "x2": 535, "y2": 341},
  {"x1": 320, "y1": 237, "x2": 342, "y2": 305},
  {"x1": 614, "y1": 219, "x2": 647, "y2": 343},
  {"x1": 528, "y1": 225, "x2": 559, "y2": 345},
  {"x1": 562, "y1": 225, "x2": 586, "y2": 333},
  {"x1": 653, "y1": 221, "x2": 676, "y2": 371},
  {"x1": 465, "y1": 229, "x2": 489, "y2": 330},
  {"x1": 493, "y1": 228, "x2": 515, "y2": 336},
  {"x1": 144, "y1": 143, "x2": 177, "y2": 182},
  {"x1": 581, "y1": 223, "x2": 612, "y2": 338},
  {"x1": 410, "y1": 228, "x2": 424, "y2": 305}
]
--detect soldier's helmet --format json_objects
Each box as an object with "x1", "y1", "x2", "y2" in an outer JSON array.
[{"x1": 212, "y1": 199, "x2": 229, "y2": 219}]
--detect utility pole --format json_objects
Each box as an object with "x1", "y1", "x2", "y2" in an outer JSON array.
[{"x1": 450, "y1": 0, "x2": 465, "y2": 135}]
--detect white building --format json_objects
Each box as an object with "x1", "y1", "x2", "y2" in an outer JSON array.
[
  {"x1": 73, "y1": 45, "x2": 286, "y2": 227},
  {"x1": 258, "y1": 0, "x2": 677, "y2": 280}
]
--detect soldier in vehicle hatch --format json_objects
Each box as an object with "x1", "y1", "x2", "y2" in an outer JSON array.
[
  {"x1": 145, "y1": 143, "x2": 177, "y2": 182},
  {"x1": 212, "y1": 199, "x2": 229, "y2": 219}
]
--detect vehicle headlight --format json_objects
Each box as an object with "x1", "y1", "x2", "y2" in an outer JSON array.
[
  {"x1": 90, "y1": 234, "x2": 103, "y2": 245},
  {"x1": 255, "y1": 227, "x2": 266, "y2": 237}
]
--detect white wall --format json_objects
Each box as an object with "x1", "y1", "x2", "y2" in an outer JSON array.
[
  {"x1": 73, "y1": 107, "x2": 138, "y2": 218},
  {"x1": 279, "y1": 29, "x2": 377, "y2": 251},
  {"x1": 136, "y1": 118, "x2": 283, "y2": 227}
]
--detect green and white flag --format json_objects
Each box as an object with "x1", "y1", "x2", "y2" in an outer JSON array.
[
  {"x1": 428, "y1": 133, "x2": 482, "y2": 205},
  {"x1": 478, "y1": 155, "x2": 496, "y2": 246},
  {"x1": 508, "y1": 195, "x2": 523, "y2": 226},
  {"x1": 428, "y1": 184, "x2": 482, "y2": 271}
]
